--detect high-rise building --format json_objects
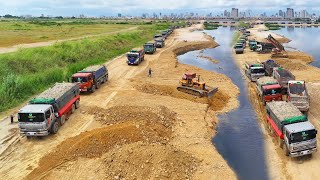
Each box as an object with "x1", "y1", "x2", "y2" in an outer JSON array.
[
  {"x1": 117, "y1": 13, "x2": 122, "y2": 18},
  {"x1": 279, "y1": 10, "x2": 284, "y2": 17},
  {"x1": 301, "y1": 10, "x2": 307, "y2": 18},
  {"x1": 231, "y1": 8, "x2": 238, "y2": 18},
  {"x1": 224, "y1": 10, "x2": 228, "y2": 17},
  {"x1": 286, "y1": 8, "x2": 294, "y2": 19}
]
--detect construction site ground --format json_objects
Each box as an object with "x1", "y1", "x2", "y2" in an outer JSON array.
[
  {"x1": 0, "y1": 24, "x2": 239, "y2": 179},
  {"x1": 233, "y1": 25, "x2": 320, "y2": 180}
]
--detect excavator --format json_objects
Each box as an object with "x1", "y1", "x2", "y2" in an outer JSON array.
[
  {"x1": 177, "y1": 72, "x2": 218, "y2": 98},
  {"x1": 266, "y1": 34, "x2": 288, "y2": 58}
]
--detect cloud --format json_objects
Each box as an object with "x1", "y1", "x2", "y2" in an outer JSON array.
[{"x1": 0, "y1": 0, "x2": 319, "y2": 16}]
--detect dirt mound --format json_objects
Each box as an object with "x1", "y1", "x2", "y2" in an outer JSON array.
[
  {"x1": 287, "y1": 51, "x2": 313, "y2": 64},
  {"x1": 104, "y1": 143, "x2": 199, "y2": 179},
  {"x1": 275, "y1": 59, "x2": 308, "y2": 71},
  {"x1": 86, "y1": 105, "x2": 176, "y2": 128},
  {"x1": 26, "y1": 119, "x2": 175, "y2": 179},
  {"x1": 197, "y1": 55, "x2": 219, "y2": 64},
  {"x1": 208, "y1": 91, "x2": 231, "y2": 111}
]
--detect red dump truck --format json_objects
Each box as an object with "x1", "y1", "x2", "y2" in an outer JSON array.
[
  {"x1": 266, "y1": 101, "x2": 317, "y2": 157},
  {"x1": 72, "y1": 65, "x2": 108, "y2": 93},
  {"x1": 18, "y1": 83, "x2": 80, "y2": 137},
  {"x1": 256, "y1": 77, "x2": 282, "y2": 104}
]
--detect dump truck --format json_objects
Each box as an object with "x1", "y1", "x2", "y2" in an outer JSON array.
[
  {"x1": 72, "y1": 65, "x2": 108, "y2": 93},
  {"x1": 287, "y1": 80, "x2": 310, "y2": 113},
  {"x1": 18, "y1": 83, "x2": 80, "y2": 137},
  {"x1": 177, "y1": 72, "x2": 218, "y2": 98},
  {"x1": 143, "y1": 41, "x2": 157, "y2": 54},
  {"x1": 155, "y1": 38, "x2": 165, "y2": 48},
  {"x1": 234, "y1": 44, "x2": 244, "y2": 54},
  {"x1": 245, "y1": 63, "x2": 265, "y2": 81},
  {"x1": 263, "y1": 60, "x2": 280, "y2": 76},
  {"x1": 161, "y1": 31, "x2": 168, "y2": 39},
  {"x1": 256, "y1": 77, "x2": 282, "y2": 104},
  {"x1": 127, "y1": 49, "x2": 145, "y2": 65},
  {"x1": 266, "y1": 101, "x2": 317, "y2": 157},
  {"x1": 273, "y1": 67, "x2": 295, "y2": 92},
  {"x1": 154, "y1": 34, "x2": 162, "y2": 39}
]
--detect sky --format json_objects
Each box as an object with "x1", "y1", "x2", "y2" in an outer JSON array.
[{"x1": 0, "y1": 0, "x2": 319, "y2": 17}]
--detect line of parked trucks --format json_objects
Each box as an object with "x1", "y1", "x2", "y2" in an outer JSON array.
[
  {"x1": 245, "y1": 59, "x2": 316, "y2": 158},
  {"x1": 126, "y1": 28, "x2": 173, "y2": 65},
  {"x1": 17, "y1": 27, "x2": 175, "y2": 138}
]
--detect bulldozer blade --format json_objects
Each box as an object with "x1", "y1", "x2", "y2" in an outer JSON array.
[{"x1": 206, "y1": 87, "x2": 218, "y2": 98}]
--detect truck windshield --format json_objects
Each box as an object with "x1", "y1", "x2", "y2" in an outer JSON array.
[
  {"x1": 18, "y1": 113, "x2": 45, "y2": 122},
  {"x1": 290, "y1": 130, "x2": 317, "y2": 144},
  {"x1": 72, "y1": 77, "x2": 88, "y2": 83},
  {"x1": 251, "y1": 68, "x2": 265, "y2": 74},
  {"x1": 289, "y1": 84, "x2": 306, "y2": 95},
  {"x1": 264, "y1": 88, "x2": 282, "y2": 95},
  {"x1": 128, "y1": 54, "x2": 138, "y2": 58},
  {"x1": 144, "y1": 45, "x2": 153, "y2": 49}
]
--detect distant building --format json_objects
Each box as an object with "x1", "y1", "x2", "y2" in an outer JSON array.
[
  {"x1": 118, "y1": 13, "x2": 122, "y2": 18},
  {"x1": 279, "y1": 10, "x2": 284, "y2": 18},
  {"x1": 231, "y1": 8, "x2": 238, "y2": 18},
  {"x1": 286, "y1": 8, "x2": 294, "y2": 19},
  {"x1": 301, "y1": 10, "x2": 307, "y2": 18}
]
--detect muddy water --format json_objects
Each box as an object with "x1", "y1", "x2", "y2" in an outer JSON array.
[
  {"x1": 273, "y1": 27, "x2": 320, "y2": 67},
  {"x1": 178, "y1": 27, "x2": 269, "y2": 180}
]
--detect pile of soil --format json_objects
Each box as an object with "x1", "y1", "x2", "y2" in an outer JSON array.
[{"x1": 104, "y1": 143, "x2": 199, "y2": 179}]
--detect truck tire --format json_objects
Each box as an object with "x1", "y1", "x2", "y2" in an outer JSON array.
[
  {"x1": 60, "y1": 115, "x2": 66, "y2": 125},
  {"x1": 75, "y1": 100, "x2": 80, "y2": 109},
  {"x1": 26, "y1": 136, "x2": 32, "y2": 139},
  {"x1": 71, "y1": 104, "x2": 76, "y2": 113},
  {"x1": 50, "y1": 121, "x2": 59, "y2": 134},
  {"x1": 284, "y1": 144, "x2": 289, "y2": 156},
  {"x1": 91, "y1": 85, "x2": 96, "y2": 93}
]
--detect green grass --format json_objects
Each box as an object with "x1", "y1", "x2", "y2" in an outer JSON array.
[
  {"x1": 238, "y1": 21, "x2": 250, "y2": 29},
  {"x1": 204, "y1": 22, "x2": 220, "y2": 30},
  {"x1": 232, "y1": 31, "x2": 241, "y2": 45},
  {"x1": 0, "y1": 23, "x2": 170, "y2": 112},
  {"x1": 265, "y1": 23, "x2": 282, "y2": 30}
]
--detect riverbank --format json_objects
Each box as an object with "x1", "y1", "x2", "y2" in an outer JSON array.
[
  {"x1": 233, "y1": 24, "x2": 320, "y2": 180},
  {"x1": 0, "y1": 24, "x2": 238, "y2": 179}
]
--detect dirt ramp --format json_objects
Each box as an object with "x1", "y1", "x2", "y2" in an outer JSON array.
[
  {"x1": 104, "y1": 143, "x2": 199, "y2": 179},
  {"x1": 208, "y1": 91, "x2": 231, "y2": 111}
]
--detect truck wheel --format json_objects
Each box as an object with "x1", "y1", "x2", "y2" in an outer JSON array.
[
  {"x1": 50, "y1": 121, "x2": 59, "y2": 134},
  {"x1": 91, "y1": 85, "x2": 96, "y2": 93},
  {"x1": 71, "y1": 104, "x2": 76, "y2": 113},
  {"x1": 278, "y1": 137, "x2": 284, "y2": 148},
  {"x1": 283, "y1": 144, "x2": 289, "y2": 156},
  {"x1": 60, "y1": 115, "x2": 66, "y2": 125},
  {"x1": 26, "y1": 136, "x2": 32, "y2": 139},
  {"x1": 75, "y1": 100, "x2": 80, "y2": 109}
]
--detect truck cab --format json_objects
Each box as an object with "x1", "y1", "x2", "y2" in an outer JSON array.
[
  {"x1": 234, "y1": 44, "x2": 244, "y2": 54},
  {"x1": 155, "y1": 38, "x2": 165, "y2": 48},
  {"x1": 18, "y1": 104, "x2": 57, "y2": 137},
  {"x1": 127, "y1": 49, "x2": 145, "y2": 65},
  {"x1": 283, "y1": 121, "x2": 317, "y2": 157},
  {"x1": 144, "y1": 42, "x2": 156, "y2": 54},
  {"x1": 245, "y1": 63, "x2": 265, "y2": 81},
  {"x1": 256, "y1": 77, "x2": 282, "y2": 104},
  {"x1": 72, "y1": 72, "x2": 93, "y2": 92},
  {"x1": 288, "y1": 80, "x2": 310, "y2": 112}
]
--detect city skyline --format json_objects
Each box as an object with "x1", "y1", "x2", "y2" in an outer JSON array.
[{"x1": 1, "y1": 0, "x2": 320, "y2": 17}]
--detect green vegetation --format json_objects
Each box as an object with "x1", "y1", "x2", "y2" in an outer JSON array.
[
  {"x1": 238, "y1": 21, "x2": 250, "y2": 29},
  {"x1": 232, "y1": 31, "x2": 241, "y2": 45},
  {"x1": 203, "y1": 22, "x2": 220, "y2": 30},
  {"x1": 0, "y1": 23, "x2": 170, "y2": 112},
  {"x1": 265, "y1": 23, "x2": 282, "y2": 30}
]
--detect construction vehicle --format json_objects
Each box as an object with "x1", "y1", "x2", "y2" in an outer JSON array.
[
  {"x1": 287, "y1": 81, "x2": 310, "y2": 113},
  {"x1": 263, "y1": 60, "x2": 280, "y2": 76},
  {"x1": 273, "y1": 67, "x2": 295, "y2": 92},
  {"x1": 234, "y1": 44, "x2": 244, "y2": 54},
  {"x1": 161, "y1": 31, "x2": 168, "y2": 39},
  {"x1": 177, "y1": 72, "x2": 218, "y2": 98},
  {"x1": 266, "y1": 101, "x2": 317, "y2": 157},
  {"x1": 155, "y1": 38, "x2": 165, "y2": 48},
  {"x1": 72, "y1": 65, "x2": 108, "y2": 93},
  {"x1": 144, "y1": 41, "x2": 157, "y2": 54},
  {"x1": 267, "y1": 34, "x2": 288, "y2": 58},
  {"x1": 245, "y1": 63, "x2": 265, "y2": 82},
  {"x1": 127, "y1": 49, "x2": 145, "y2": 65},
  {"x1": 249, "y1": 40, "x2": 257, "y2": 50},
  {"x1": 256, "y1": 77, "x2": 282, "y2": 104},
  {"x1": 154, "y1": 34, "x2": 163, "y2": 39},
  {"x1": 18, "y1": 83, "x2": 80, "y2": 137}
]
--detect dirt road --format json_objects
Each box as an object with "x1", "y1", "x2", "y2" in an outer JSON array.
[
  {"x1": 233, "y1": 25, "x2": 320, "y2": 180},
  {"x1": 0, "y1": 25, "x2": 238, "y2": 179},
  {"x1": 0, "y1": 27, "x2": 138, "y2": 54}
]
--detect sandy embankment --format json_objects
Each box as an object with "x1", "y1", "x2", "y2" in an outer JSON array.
[
  {"x1": 233, "y1": 25, "x2": 320, "y2": 180},
  {"x1": 0, "y1": 25, "x2": 239, "y2": 179}
]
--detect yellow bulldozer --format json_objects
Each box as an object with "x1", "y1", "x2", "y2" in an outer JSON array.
[{"x1": 177, "y1": 72, "x2": 218, "y2": 97}]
